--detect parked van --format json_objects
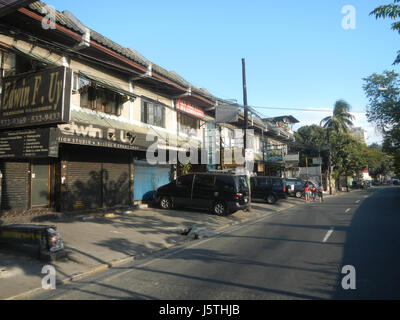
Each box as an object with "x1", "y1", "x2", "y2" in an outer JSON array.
[
  {"x1": 250, "y1": 176, "x2": 287, "y2": 204},
  {"x1": 154, "y1": 173, "x2": 250, "y2": 215}
]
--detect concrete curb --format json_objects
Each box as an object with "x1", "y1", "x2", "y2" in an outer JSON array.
[{"x1": 6, "y1": 190, "x2": 350, "y2": 300}]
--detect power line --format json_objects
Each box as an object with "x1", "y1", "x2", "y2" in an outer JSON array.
[{"x1": 250, "y1": 106, "x2": 366, "y2": 113}]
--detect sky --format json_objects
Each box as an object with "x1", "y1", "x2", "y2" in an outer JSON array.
[{"x1": 45, "y1": 0, "x2": 400, "y2": 144}]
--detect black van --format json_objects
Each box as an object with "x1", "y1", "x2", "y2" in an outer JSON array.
[
  {"x1": 250, "y1": 176, "x2": 287, "y2": 204},
  {"x1": 154, "y1": 173, "x2": 250, "y2": 215}
]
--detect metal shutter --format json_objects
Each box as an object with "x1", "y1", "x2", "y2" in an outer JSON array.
[
  {"x1": 0, "y1": 160, "x2": 29, "y2": 211},
  {"x1": 102, "y1": 151, "x2": 130, "y2": 207},
  {"x1": 66, "y1": 151, "x2": 102, "y2": 211}
]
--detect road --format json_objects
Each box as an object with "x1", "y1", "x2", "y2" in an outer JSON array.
[{"x1": 31, "y1": 186, "x2": 400, "y2": 300}]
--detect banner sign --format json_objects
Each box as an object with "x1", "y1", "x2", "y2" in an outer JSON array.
[
  {"x1": 0, "y1": 128, "x2": 57, "y2": 158},
  {"x1": 56, "y1": 121, "x2": 154, "y2": 151},
  {"x1": 266, "y1": 150, "x2": 283, "y2": 162},
  {"x1": 0, "y1": 66, "x2": 72, "y2": 129},
  {"x1": 176, "y1": 99, "x2": 204, "y2": 119}
]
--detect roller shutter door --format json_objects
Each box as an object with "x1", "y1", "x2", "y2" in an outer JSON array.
[
  {"x1": 0, "y1": 161, "x2": 29, "y2": 211},
  {"x1": 102, "y1": 151, "x2": 130, "y2": 207},
  {"x1": 134, "y1": 160, "x2": 171, "y2": 201},
  {"x1": 66, "y1": 151, "x2": 102, "y2": 210}
]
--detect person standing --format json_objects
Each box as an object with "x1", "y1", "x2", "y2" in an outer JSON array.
[
  {"x1": 304, "y1": 184, "x2": 310, "y2": 203},
  {"x1": 317, "y1": 183, "x2": 324, "y2": 202},
  {"x1": 311, "y1": 184, "x2": 317, "y2": 202}
]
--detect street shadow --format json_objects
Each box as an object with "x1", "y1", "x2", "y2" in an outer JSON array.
[{"x1": 332, "y1": 186, "x2": 400, "y2": 299}]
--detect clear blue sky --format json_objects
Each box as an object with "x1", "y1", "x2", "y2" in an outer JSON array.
[{"x1": 46, "y1": 0, "x2": 399, "y2": 144}]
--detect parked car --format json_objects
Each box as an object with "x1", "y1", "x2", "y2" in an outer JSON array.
[
  {"x1": 250, "y1": 176, "x2": 287, "y2": 204},
  {"x1": 154, "y1": 173, "x2": 250, "y2": 215},
  {"x1": 285, "y1": 178, "x2": 306, "y2": 198}
]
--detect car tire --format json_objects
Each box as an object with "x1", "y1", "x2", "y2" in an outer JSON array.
[
  {"x1": 160, "y1": 196, "x2": 172, "y2": 210},
  {"x1": 265, "y1": 194, "x2": 277, "y2": 204},
  {"x1": 295, "y1": 191, "x2": 302, "y2": 198},
  {"x1": 212, "y1": 201, "x2": 227, "y2": 216}
]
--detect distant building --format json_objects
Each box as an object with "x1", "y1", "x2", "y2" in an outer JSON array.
[{"x1": 350, "y1": 127, "x2": 368, "y2": 144}]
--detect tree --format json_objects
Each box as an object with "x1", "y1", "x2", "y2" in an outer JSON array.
[
  {"x1": 294, "y1": 125, "x2": 327, "y2": 166},
  {"x1": 370, "y1": 0, "x2": 400, "y2": 64},
  {"x1": 366, "y1": 144, "x2": 394, "y2": 179},
  {"x1": 320, "y1": 100, "x2": 355, "y2": 133},
  {"x1": 329, "y1": 132, "x2": 368, "y2": 191},
  {"x1": 363, "y1": 70, "x2": 400, "y2": 175},
  {"x1": 319, "y1": 100, "x2": 355, "y2": 193}
]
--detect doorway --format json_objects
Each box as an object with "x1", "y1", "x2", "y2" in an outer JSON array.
[{"x1": 31, "y1": 160, "x2": 50, "y2": 207}]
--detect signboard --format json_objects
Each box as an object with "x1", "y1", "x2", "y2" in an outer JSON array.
[
  {"x1": 266, "y1": 150, "x2": 283, "y2": 162},
  {"x1": 216, "y1": 104, "x2": 239, "y2": 123},
  {"x1": 176, "y1": 99, "x2": 204, "y2": 119},
  {"x1": 284, "y1": 153, "x2": 300, "y2": 162},
  {"x1": 0, "y1": 66, "x2": 72, "y2": 129},
  {"x1": 0, "y1": 128, "x2": 56, "y2": 158},
  {"x1": 55, "y1": 121, "x2": 153, "y2": 151},
  {"x1": 312, "y1": 157, "x2": 322, "y2": 165}
]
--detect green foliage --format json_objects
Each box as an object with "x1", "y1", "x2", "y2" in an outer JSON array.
[
  {"x1": 329, "y1": 132, "x2": 368, "y2": 178},
  {"x1": 180, "y1": 162, "x2": 192, "y2": 175},
  {"x1": 370, "y1": 0, "x2": 400, "y2": 64},
  {"x1": 320, "y1": 100, "x2": 355, "y2": 134},
  {"x1": 363, "y1": 70, "x2": 400, "y2": 175}
]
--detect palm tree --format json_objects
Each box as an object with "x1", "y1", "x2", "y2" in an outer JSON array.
[
  {"x1": 320, "y1": 100, "x2": 354, "y2": 133},
  {"x1": 320, "y1": 100, "x2": 355, "y2": 194}
]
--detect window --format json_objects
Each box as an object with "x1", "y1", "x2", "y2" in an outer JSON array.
[
  {"x1": 141, "y1": 100, "x2": 165, "y2": 128},
  {"x1": 177, "y1": 174, "x2": 194, "y2": 187},
  {"x1": 216, "y1": 175, "x2": 234, "y2": 191},
  {"x1": 194, "y1": 174, "x2": 215, "y2": 188},
  {"x1": 179, "y1": 113, "x2": 198, "y2": 136},
  {"x1": 79, "y1": 83, "x2": 122, "y2": 116}
]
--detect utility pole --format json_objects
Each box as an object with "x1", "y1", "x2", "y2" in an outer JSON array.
[
  {"x1": 242, "y1": 58, "x2": 248, "y2": 150},
  {"x1": 242, "y1": 58, "x2": 251, "y2": 211}
]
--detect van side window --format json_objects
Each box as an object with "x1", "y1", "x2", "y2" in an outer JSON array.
[
  {"x1": 272, "y1": 179, "x2": 283, "y2": 187},
  {"x1": 215, "y1": 176, "x2": 234, "y2": 191},
  {"x1": 177, "y1": 174, "x2": 194, "y2": 187},
  {"x1": 194, "y1": 174, "x2": 215, "y2": 187}
]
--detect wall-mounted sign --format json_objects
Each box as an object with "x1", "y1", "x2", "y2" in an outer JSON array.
[
  {"x1": 0, "y1": 66, "x2": 72, "y2": 129},
  {"x1": 216, "y1": 104, "x2": 238, "y2": 123},
  {"x1": 266, "y1": 150, "x2": 283, "y2": 162},
  {"x1": 0, "y1": 128, "x2": 57, "y2": 159},
  {"x1": 56, "y1": 121, "x2": 155, "y2": 151},
  {"x1": 284, "y1": 153, "x2": 300, "y2": 162},
  {"x1": 176, "y1": 99, "x2": 204, "y2": 119}
]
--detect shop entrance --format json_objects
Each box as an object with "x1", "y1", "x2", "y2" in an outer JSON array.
[{"x1": 31, "y1": 160, "x2": 50, "y2": 207}]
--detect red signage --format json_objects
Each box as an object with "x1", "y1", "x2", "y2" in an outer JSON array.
[{"x1": 176, "y1": 99, "x2": 204, "y2": 119}]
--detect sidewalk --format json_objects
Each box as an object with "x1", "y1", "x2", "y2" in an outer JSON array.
[{"x1": 0, "y1": 192, "x2": 347, "y2": 300}]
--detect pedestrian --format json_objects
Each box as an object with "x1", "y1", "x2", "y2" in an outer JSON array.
[
  {"x1": 304, "y1": 184, "x2": 310, "y2": 203},
  {"x1": 311, "y1": 184, "x2": 317, "y2": 202},
  {"x1": 317, "y1": 183, "x2": 324, "y2": 202}
]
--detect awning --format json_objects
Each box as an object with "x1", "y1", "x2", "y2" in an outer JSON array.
[
  {"x1": 12, "y1": 45, "x2": 58, "y2": 66},
  {"x1": 79, "y1": 71, "x2": 137, "y2": 99},
  {"x1": 56, "y1": 108, "x2": 163, "y2": 151}
]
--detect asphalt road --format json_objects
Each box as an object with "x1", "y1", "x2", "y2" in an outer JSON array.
[{"x1": 31, "y1": 186, "x2": 400, "y2": 300}]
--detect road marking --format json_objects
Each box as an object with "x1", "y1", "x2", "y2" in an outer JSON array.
[
  {"x1": 356, "y1": 200, "x2": 360, "y2": 204},
  {"x1": 323, "y1": 228, "x2": 334, "y2": 243},
  {"x1": 345, "y1": 208, "x2": 351, "y2": 213}
]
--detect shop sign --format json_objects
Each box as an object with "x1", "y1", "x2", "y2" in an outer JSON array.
[
  {"x1": 176, "y1": 99, "x2": 204, "y2": 119},
  {"x1": 0, "y1": 66, "x2": 72, "y2": 129},
  {"x1": 55, "y1": 121, "x2": 148, "y2": 151},
  {"x1": 0, "y1": 128, "x2": 57, "y2": 158},
  {"x1": 266, "y1": 150, "x2": 283, "y2": 162}
]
